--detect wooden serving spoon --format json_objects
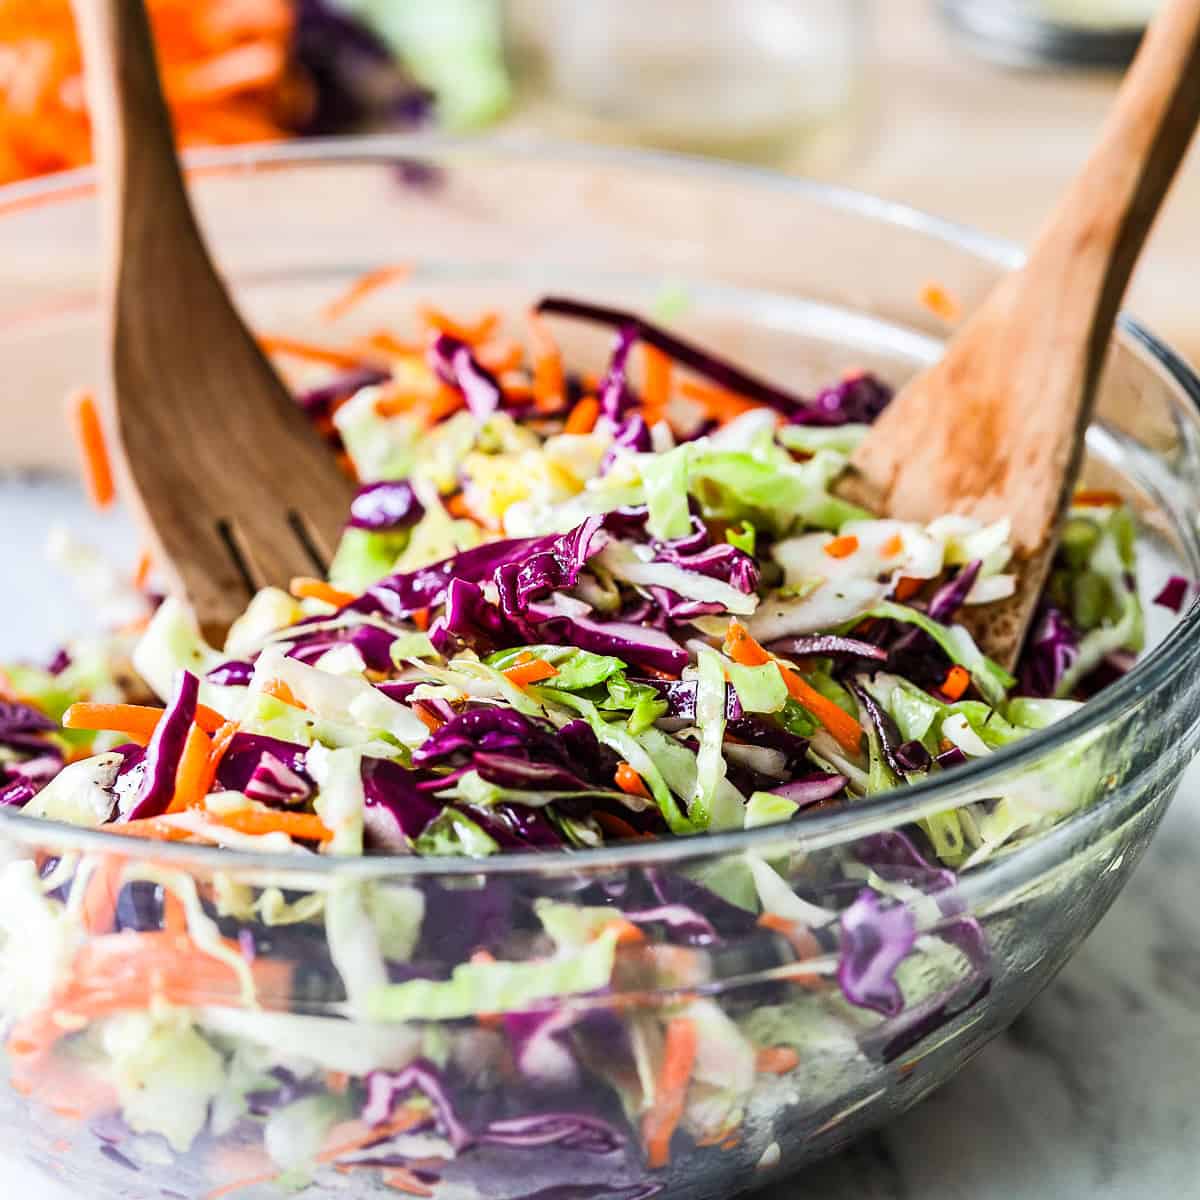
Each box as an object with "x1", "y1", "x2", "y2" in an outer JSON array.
[
  {"x1": 72, "y1": 0, "x2": 356, "y2": 644},
  {"x1": 846, "y1": 0, "x2": 1200, "y2": 669}
]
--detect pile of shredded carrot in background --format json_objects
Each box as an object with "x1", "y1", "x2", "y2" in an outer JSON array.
[{"x1": 0, "y1": 0, "x2": 305, "y2": 184}]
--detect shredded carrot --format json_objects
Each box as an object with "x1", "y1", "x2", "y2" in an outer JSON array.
[
  {"x1": 162, "y1": 890, "x2": 188, "y2": 935},
  {"x1": 528, "y1": 310, "x2": 566, "y2": 412},
  {"x1": 261, "y1": 679, "x2": 302, "y2": 708},
  {"x1": 940, "y1": 664, "x2": 971, "y2": 701},
  {"x1": 382, "y1": 1169, "x2": 435, "y2": 1197},
  {"x1": 502, "y1": 658, "x2": 559, "y2": 687},
  {"x1": 725, "y1": 620, "x2": 771, "y2": 667},
  {"x1": 445, "y1": 493, "x2": 473, "y2": 519},
  {"x1": 412, "y1": 703, "x2": 444, "y2": 734},
  {"x1": 593, "y1": 811, "x2": 653, "y2": 842},
  {"x1": 411, "y1": 608, "x2": 431, "y2": 632},
  {"x1": 289, "y1": 576, "x2": 356, "y2": 608},
  {"x1": 325, "y1": 1071, "x2": 350, "y2": 1094},
  {"x1": 477, "y1": 339, "x2": 524, "y2": 374},
  {"x1": 642, "y1": 1017, "x2": 698, "y2": 1169},
  {"x1": 756, "y1": 1046, "x2": 800, "y2": 1075},
  {"x1": 564, "y1": 395, "x2": 601, "y2": 435},
  {"x1": 678, "y1": 379, "x2": 758, "y2": 424},
  {"x1": 211, "y1": 809, "x2": 334, "y2": 843},
  {"x1": 168, "y1": 723, "x2": 214, "y2": 813},
  {"x1": 321, "y1": 264, "x2": 411, "y2": 323},
  {"x1": 204, "y1": 721, "x2": 240, "y2": 794},
  {"x1": 67, "y1": 389, "x2": 115, "y2": 510},
  {"x1": 336, "y1": 451, "x2": 360, "y2": 480},
  {"x1": 203, "y1": 1171, "x2": 280, "y2": 1200},
  {"x1": 102, "y1": 819, "x2": 195, "y2": 842},
  {"x1": 81, "y1": 854, "x2": 127, "y2": 936},
  {"x1": 919, "y1": 282, "x2": 962, "y2": 323},
  {"x1": 363, "y1": 329, "x2": 423, "y2": 358},
  {"x1": 643, "y1": 345, "x2": 673, "y2": 413},
  {"x1": 425, "y1": 384, "x2": 466, "y2": 425},
  {"x1": 258, "y1": 334, "x2": 373, "y2": 370},
  {"x1": 779, "y1": 667, "x2": 863, "y2": 755},
  {"x1": 63, "y1": 701, "x2": 227, "y2": 740},
  {"x1": 824, "y1": 534, "x2": 860, "y2": 559},
  {"x1": 132, "y1": 549, "x2": 154, "y2": 590},
  {"x1": 1073, "y1": 489, "x2": 1124, "y2": 507},
  {"x1": 317, "y1": 1108, "x2": 426, "y2": 1164},
  {"x1": 614, "y1": 762, "x2": 651, "y2": 799},
  {"x1": 893, "y1": 575, "x2": 924, "y2": 602},
  {"x1": 880, "y1": 533, "x2": 904, "y2": 559},
  {"x1": 373, "y1": 389, "x2": 422, "y2": 419},
  {"x1": 727, "y1": 621, "x2": 863, "y2": 754},
  {"x1": 605, "y1": 918, "x2": 647, "y2": 947},
  {"x1": 418, "y1": 306, "x2": 500, "y2": 346}
]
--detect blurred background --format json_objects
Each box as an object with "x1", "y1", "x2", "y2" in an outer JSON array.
[{"x1": 0, "y1": 0, "x2": 1193, "y2": 367}]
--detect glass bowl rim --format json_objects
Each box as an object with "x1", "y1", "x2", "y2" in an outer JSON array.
[{"x1": 1, "y1": 132, "x2": 1197, "y2": 880}]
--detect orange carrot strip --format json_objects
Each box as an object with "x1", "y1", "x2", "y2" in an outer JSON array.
[
  {"x1": 780, "y1": 668, "x2": 863, "y2": 755},
  {"x1": 412, "y1": 704, "x2": 444, "y2": 734},
  {"x1": 212, "y1": 810, "x2": 333, "y2": 843},
  {"x1": 642, "y1": 1017, "x2": 698, "y2": 1169},
  {"x1": 446, "y1": 493, "x2": 472, "y2": 519},
  {"x1": 411, "y1": 608, "x2": 431, "y2": 632},
  {"x1": 725, "y1": 620, "x2": 771, "y2": 668},
  {"x1": 382, "y1": 1169, "x2": 435, "y2": 1197},
  {"x1": 727, "y1": 621, "x2": 863, "y2": 754},
  {"x1": 425, "y1": 384, "x2": 466, "y2": 425},
  {"x1": 563, "y1": 395, "x2": 600, "y2": 435},
  {"x1": 502, "y1": 658, "x2": 559, "y2": 687},
  {"x1": 289, "y1": 576, "x2": 356, "y2": 608},
  {"x1": 166, "y1": 41, "x2": 287, "y2": 105},
  {"x1": 893, "y1": 576, "x2": 924, "y2": 602},
  {"x1": 940, "y1": 664, "x2": 971, "y2": 702},
  {"x1": 321, "y1": 264, "x2": 411, "y2": 323},
  {"x1": 756, "y1": 1046, "x2": 800, "y2": 1075},
  {"x1": 880, "y1": 534, "x2": 904, "y2": 559},
  {"x1": 1073, "y1": 489, "x2": 1124, "y2": 507},
  {"x1": 919, "y1": 282, "x2": 961, "y2": 323},
  {"x1": 204, "y1": 721, "x2": 239, "y2": 791},
  {"x1": 68, "y1": 389, "x2": 115, "y2": 510},
  {"x1": 643, "y1": 346, "x2": 672, "y2": 413},
  {"x1": 418, "y1": 306, "x2": 500, "y2": 346},
  {"x1": 262, "y1": 679, "x2": 303, "y2": 708},
  {"x1": 477, "y1": 340, "x2": 524, "y2": 374},
  {"x1": 133, "y1": 549, "x2": 154, "y2": 590},
  {"x1": 81, "y1": 854, "x2": 127, "y2": 936},
  {"x1": 824, "y1": 534, "x2": 860, "y2": 559},
  {"x1": 605, "y1": 918, "x2": 647, "y2": 947},
  {"x1": 162, "y1": 890, "x2": 188, "y2": 935},
  {"x1": 102, "y1": 819, "x2": 196, "y2": 842},
  {"x1": 168, "y1": 724, "x2": 214, "y2": 813},
  {"x1": 593, "y1": 811, "x2": 652, "y2": 842},
  {"x1": 528, "y1": 311, "x2": 565, "y2": 412},
  {"x1": 63, "y1": 701, "x2": 227, "y2": 739},
  {"x1": 317, "y1": 1109, "x2": 426, "y2": 1164},
  {"x1": 614, "y1": 762, "x2": 651, "y2": 799},
  {"x1": 258, "y1": 334, "x2": 372, "y2": 370},
  {"x1": 203, "y1": 1171, "x2": 280, "y2": 1200},
  {"x1": 363, "y1": 329, "x2": 423, "y2": 357},
  {"x1": 678, "y1": 379, "x2": 759, "y2": 423}
]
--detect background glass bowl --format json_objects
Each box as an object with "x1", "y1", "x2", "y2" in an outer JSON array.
[{"x1": 1, "y1": 138, "x2": 1199, "y2": 1200}]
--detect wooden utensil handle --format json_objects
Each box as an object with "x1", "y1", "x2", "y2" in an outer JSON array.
[
  {"x1": 71, "y1": 0, "x2": 207, "y2": 286},
  {"x1": 1033, "y1": 0, "x2": 1200, "y2": 401}
]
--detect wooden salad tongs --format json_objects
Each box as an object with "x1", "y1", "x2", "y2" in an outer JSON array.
[
  {"x1": 72, "y1": 0, "x2": 357, "y2": 644},
  {"x1": 842, "y1": 0, "x2": 1200, "y2": 668}
]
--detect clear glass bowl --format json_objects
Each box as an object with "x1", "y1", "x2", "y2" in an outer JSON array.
[{"x1": 1, "y1": 138, "x2": 1199, "y2": 1200}]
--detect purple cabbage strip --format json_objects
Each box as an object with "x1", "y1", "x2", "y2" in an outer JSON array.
[
  {"x1": 837, "y1": 888, "x2": 917, "y2": 1017},
  {"x1": 848, "y1": 679, "x2": 918, "y2": 780},
  {"x1": 0, "y1": 779, "x2": 38, "y2": 807},
  {"x1": 125, "y1": 671, "x2": 198, "y2": 821},
  {"x1": 1154, "y1": 574, "x2": 1191, "y2": 613},
  {"x1": 934, "y1": 745, "x2": 968, "y2": 769},
  {"x1": 429, "y1": 335, "x2": 502, "y2": 422},
  {"x1": 927, "y1": 560, "x2": 982, "y2": 624},
  {"x1": 624, "y1": 904, "x2": 718, "y2": 946},
  {"x1": 503, "y1": 1008, "x2": 581, "y2": 1089},
  {"x1": 46, "y1": 648, "x2": 71, "y2": 675},
  {"x1": 348, "y1": 481, "x2": 425, "y2": 532},
  {"x1": 216, "y1": 733, "x2": 312, "y2": 794},
  {"x1": 766, "y1": 635, "x2": 888, "y2": 662},
  {"x1": 246, "y1": 753, "x2": 313, "y2": 806},
  {"x1": 601, "y1": 412, "x2": 651, "y2": 473},
  {"x1": 787, "y1": 372, "x2": 893, "y2": 427},
  {"x1": 206, "y1": 661, "x2": 254, "y2": 687},
  {"x1": 636, "y1": 678, "x2": 742, "y2": 721},
  {"x1": 598, "y1": 325, "x2": 639, "y2": 423},
  {"x1": 537, "y1": 296, "x2": 810, "y2": 415},
  {"x1": 771, "y1": 774, "x2": 849, "y2": 808},
  {"x1": 494, "y1": 516, "x2": 611, "y2": 617},
  {"x1": 1019, "y1": 607, "x2": 1080, "y2": 698},
  {"x1": 362, "y1": 1061, "x2": 472, "y2": 1149},
  {"x1": 295, "y1": 366, "x2": 391, "y2": 414},
  {"x1": 481, "y1": 1113, "x2": 626, "y2": 1155},
  {"x1": 521, "y1": 599, "x2": 688, "y2": 676},
  {"x1": 361, "y1": 757, "x2": 443, "y2": 851}
]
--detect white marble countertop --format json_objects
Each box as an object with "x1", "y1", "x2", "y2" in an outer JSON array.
[{"x1": 4, "y1": 472, "x2": 1200, "y2": 1197}]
